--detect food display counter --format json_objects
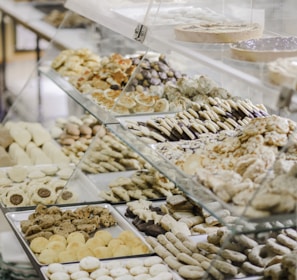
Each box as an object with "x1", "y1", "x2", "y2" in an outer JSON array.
[{"x1": 1, "y1": 0, "x2": 297, "y2": 279}]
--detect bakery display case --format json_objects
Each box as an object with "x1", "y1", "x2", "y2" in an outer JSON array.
[{"x1": 1, "y1": 0, "x2": 297, "y2": 279}]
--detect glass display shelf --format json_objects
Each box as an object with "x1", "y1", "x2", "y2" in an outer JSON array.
[
  {"x1": 39, "y1": 65, "x2": 118, "y2": 124},
  {"x1": 63, "y1": 0, "x2": 297, "y2": 113},
  {"x1": 2, "y1": 1, "x2": 297, "y2": 279},
  {"x1": 106, "y1": 122, "x2": 297, "y2": 235}
]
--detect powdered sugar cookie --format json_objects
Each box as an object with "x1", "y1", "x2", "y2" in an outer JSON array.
[
  {"x1": 79, "y1": 256, "x2": 101, "y2": 272},
  {"x1": 130, "y1": 266, "x2": 149, "y2": 276},
  {"x1": 109, "y1": 267, "x2": 129, "y2": 278},
  {"x1": 49, "y1": 271, "x2": 70, "y2": 280},
  {"x1": 90, "y1": 268, "x2": 109, "y2": 279},
  {"x1": 47, "y1": 263, "x2": 66, "y2": 274},
  {"x1": 70, "y1": 270, "x2": 90, "y2": 279}
]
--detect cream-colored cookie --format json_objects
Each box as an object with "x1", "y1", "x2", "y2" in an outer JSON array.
[
  {"x1": 79, "y1": 256, "x2": 101, "y2": 272},
  {"x1": 8, "y1": 124, "x2": 32, "y2": 148},
  {"x1": 49, "y1": 271, "x2": 70, "y2": 280},
  {"x1": 7, "y1": 166, "x2": 28, "y2": 182},
  {"x1": 38, "y1": 248, "x2": 59, "y2": 264},
  {"x1": 4, "y1": 188, "x2": 29, "y2": 207},
  {"x1": 30, "y1": 236, "x2": 49, "y2": 253}
]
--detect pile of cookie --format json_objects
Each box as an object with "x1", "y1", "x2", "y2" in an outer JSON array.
[
  {"x1": 51, "y1": 48, "x2": 101, "y2": 78},
  {"x1": 0, "y1": 164, "x2": 76, "y2": 207},
  {"x1": 20, "y1": 204, "x2": 129, "y2": 264},
  {"x1": 50, "y1": 114, "x2": 146, "y2": 173},
  {"x1": 50, "y1": 114, "x2": 100, "y2": 150},
  {"x1": 145, "y1": 228, "x2": 297, "y2": 279},
  {"x1": 124, "y1": 96, "x2": 268, "y2": 143},
  {"x1": 79, "y1": 131, "x2": 146, "y2": 174},
  {"x1": 0, "y1": 122, "x2": 70, "y2": 167},
  {"x1": 52, "y1": 50, "x2": 182, "y2": 114},
  {"x1": 90, "y1": 72, "x2": 235, "y2": 115},
  {"x1": 124, "y1": 196, "x2": 236, "y2": 237},
  {"x1": 153, "y1": 114, "x2": 297, "y2": 217},
  {"x1": 53, "y1": 50, "x2": 182, "y2": 91},
  {"x1": 30, "y1": 229, "x2": 149, "y2": 265},
  {"x1": 99, "y1": 168, "x2": 182, "y2": 203},
  {"x1": 21, "y1": 204, "x2": 117, "y2": 241},
  {"x1": 51, "y1": 48, "x2": 240, "y2": 115},
  {"x1": 44, "y1": 255, "x2": 176, "y2": 280}
]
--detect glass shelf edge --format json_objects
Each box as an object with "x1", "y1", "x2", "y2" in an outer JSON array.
[
  {"x1": 39, "y1": 65, "x2": 118, "y2": 124},
  {"x1": 107, "y1": 122, "x2": 297, "y2": 234}
]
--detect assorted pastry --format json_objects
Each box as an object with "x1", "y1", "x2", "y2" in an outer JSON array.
[
  {"x1": 154, "y1": 114, "x2": 297, "y2": 217},
  {"x1": 51, "y1": 49, "x2": 243, "y2": 115},
  {"x1": 50, "y1": 113, "x2": 146, "y2": 173},
  {"x1": 18, "y1": 204, "x2": 150, "y2": 264},
  {"x1": 123, "y1": 96, "x2": 267, "y2": 143},
  {"x1": 3, "y1": 14, "x2": 297, "y2": 279}
]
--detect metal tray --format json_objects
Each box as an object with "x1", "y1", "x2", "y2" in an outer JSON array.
[
  {"x1": 5, "y1": 203, "x2": 153, "y2": 266},
  {"x1": 40, "y1": 255, "x2": 183, "y2": 280}
]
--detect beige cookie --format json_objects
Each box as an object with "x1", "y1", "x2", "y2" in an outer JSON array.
[
  {"x1": 4, "y1": 188, "x2": 29, "y2": 207},
  {"x1": 178, "y1": 265, "x2": 205, "y2": 279},
  {"x1": 7, "y1": 166, "x2": 28, "y2": 183}
]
